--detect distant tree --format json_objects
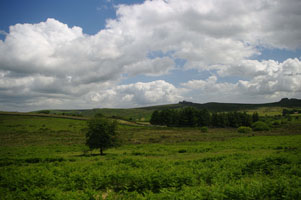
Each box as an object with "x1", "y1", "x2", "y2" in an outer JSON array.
[
  {"x1": 241, "y1": 112, "x2": 253, "y2": 127},
  {"x1": 161, "y1": 109, "x2": 173, "y2": 126},
  {"x1": 170, "y1": 109, "x2": 180, "y2": 126},
  {"x1": 151, "y1": 108, "x2": 254, "y2": 128},
  {"x1": 252, "y1": 112, "x2": 259, "y2": 122},
  {"x1": 39, "y1": 110, "x2": 50, "y2": 114},
  {"x1": 217, "y1": 113, "x2": 228, "y2": 127},
  {"x1": 228, "y1": 112, "x2": 238, "y2": 127},
  {"x1": 197, "y1": 109, "x2": 211, "y2": 126},
  {"x1": 179, "y1": 107, "x2": 198, "y2": 127},
  {"x1": 86, "y1": 117, "x2": 118, "y2": 156},
  {"x1": 234, "y1": 112, "x2": 242, "y2": 127},
  {"x1": 150, "y1": 110, "x2": 160, "y2": 125},
  {"x1": 211, "y1": 113, "x2": 219, "y2": 127},
  {"x1": 282, "y1": 109, "x2": 289, "y2": 116},
  {"x1": 94, "y1": 113, "x2": 104, "y2": 118}
]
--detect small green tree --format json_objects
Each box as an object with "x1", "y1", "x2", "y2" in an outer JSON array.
[
  {"x1": 252, "y1": 112, "x2": 259, "y2": 122},
  {"x1": 86, "y1": 117, "x2": 118, "y2": 156}
]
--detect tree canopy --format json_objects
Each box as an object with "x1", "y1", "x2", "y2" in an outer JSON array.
[
  {"x1": 85, "y1": 117, "x2": 118, "y2": 155},
  {"x1": 150, "y1": 107, "x2": 254, "y2": 128}
]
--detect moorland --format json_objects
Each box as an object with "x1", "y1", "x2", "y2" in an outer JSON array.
[{"x1": 1, "y1": 98, "x2": 301, "y2": 199}]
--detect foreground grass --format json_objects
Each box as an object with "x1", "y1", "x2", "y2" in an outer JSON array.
[{"x1": 0, "y1": 115, "x2": 301, "y2": 199}]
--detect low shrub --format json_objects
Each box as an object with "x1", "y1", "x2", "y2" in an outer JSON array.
[
  {"x1": 200, "y1": 126, "x2": 208, "y2": 133},
  {"x1": 178, "y1": 149, "x2": 187, "y2": 153},
  {"x1": 252, "y1": 121, "x2": 270, "y2": 131},
  {"x1": 272, "y1": 120, "x2": 281, "y2": 126},
  {"x1": 281, "y1": 119, "x2": 288, "y2": 124},
  {"x1": 237, "y1": 126, "x2": 252, "y2": 133}
]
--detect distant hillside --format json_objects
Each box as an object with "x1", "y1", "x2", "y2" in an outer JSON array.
[
  {"x1": 140, "y1": 98, "x2": 301, "y2": 112},
  {"x1": 33, "y1": 98, "x2": 301, "y2": 122},
  {"x1": 33, "y1": 108, "x2": 154, "y2": 122}
]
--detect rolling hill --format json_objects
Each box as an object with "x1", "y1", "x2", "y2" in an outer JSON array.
[{"x1": 31, "y1": 98, "x2": 301, "y2": 122}]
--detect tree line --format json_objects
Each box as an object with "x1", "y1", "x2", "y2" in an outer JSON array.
[
  {"x1": 282, "y1": 108, "x2": 301, "y2": 116},
  {"x1": 150, "y1": 107, "x2": 259, "y2": 128}
]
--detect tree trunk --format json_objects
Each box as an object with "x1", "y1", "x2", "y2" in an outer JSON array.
[{"x1": 100, "y1": 147, "x2": 103, "y2": 156}]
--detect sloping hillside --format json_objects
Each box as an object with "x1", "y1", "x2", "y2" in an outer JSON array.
[
  {"x1": 142, "y1": 98, "x2": 301, "y2": 112},
  {"x1": 32, "y1": 98, "x2": 301, "y2": 121}
]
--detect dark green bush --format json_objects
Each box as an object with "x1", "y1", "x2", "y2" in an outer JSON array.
[
  {"x1": 252, "y1": 121, "x2": 270, "y2": 131},
  {"x1": 38, "y1": 110, "x2": 50, "y2": 114},
  {"x1": 272, "y1": 120, "x2": 281, "y2": 126},
  {"x1": 200, "y1": 126, "x2": 208, "y2": 133},
  {"x1": 237, "y1": 126, "x2": 252, "y2": 133}
]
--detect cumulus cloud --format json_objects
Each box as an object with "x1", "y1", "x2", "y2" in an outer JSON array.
[
  {"x1": 182, "y1": 58, "x2": 301, "y2": 103},
  {"x1": 89, "y1": 80, "x2": 182, "y2": 108},
  {"x1": 181, "y1": 75, "x2": 240, "y2": 103},
  {"x1": 217, "y1": 59, "x2": 281, "y2": 78},
  {"x1": 237, "y1": 58, "x2": 301, "y2": 95},
  {"x1": 124, "y1": 57, "x2": 175, "y2": 76},
  {"x1": 258, "y1": 0, "x2": 301, "y2": 49},
  {"x1": 0, "y1": 0, "x2": 301, "y2": 110},
  {"x1": 218, "y1": 58, "x2": 301, "y2": 81}
]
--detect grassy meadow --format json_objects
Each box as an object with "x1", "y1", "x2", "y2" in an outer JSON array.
[{"x1": 1, "y1": 114, "x2": 301, "y2": 199}]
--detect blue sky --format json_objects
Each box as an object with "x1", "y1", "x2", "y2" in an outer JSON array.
[
  {"x1": 0, "y1": 0, "x2": 300, "y2": 111},
  {"x1": 0, "y1": 0, "x2": 144, "y2": 35}
]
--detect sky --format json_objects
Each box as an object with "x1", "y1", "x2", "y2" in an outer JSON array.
[{"x1": 0, "y1": 0, "x2": 300, "y2": 111}]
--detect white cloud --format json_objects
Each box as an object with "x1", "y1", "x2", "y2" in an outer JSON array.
[
  {"x1": 181, "y1": 75, "x2": 239, "y2": 103},
  {"x1": 89, "y1": 80, "x2": 182, "y2": 108},
  {"x1": 182, "y1": 76, "x2": 218, "y2": 89},
  {"x1": 124, "y1": 56, "x2": 175, "y2": 76},
  {"x1": 0, "y1": 0, "x2": 301, "y2": 110},
  {"x1": 182, "y1": 58, "x2": 301, "y2": 103},
  {"x1": 217, "y1": 59, "x2": 281, "y2": 78},
  {"x1": 237, "y1": 58, "x2": 301, "y2": 95}
]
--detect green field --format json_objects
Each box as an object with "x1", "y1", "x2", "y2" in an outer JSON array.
[{"x1": 1, "y1": 114, "x2": 301, "y2": 199}]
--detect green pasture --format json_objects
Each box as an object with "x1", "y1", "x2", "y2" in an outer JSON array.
[
  {"x1": 0, "y1": 114, "x2": 301, "y2": 199},
  {"x1": 245, "y1": 107, "x2": 283, "y2": 116}
]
